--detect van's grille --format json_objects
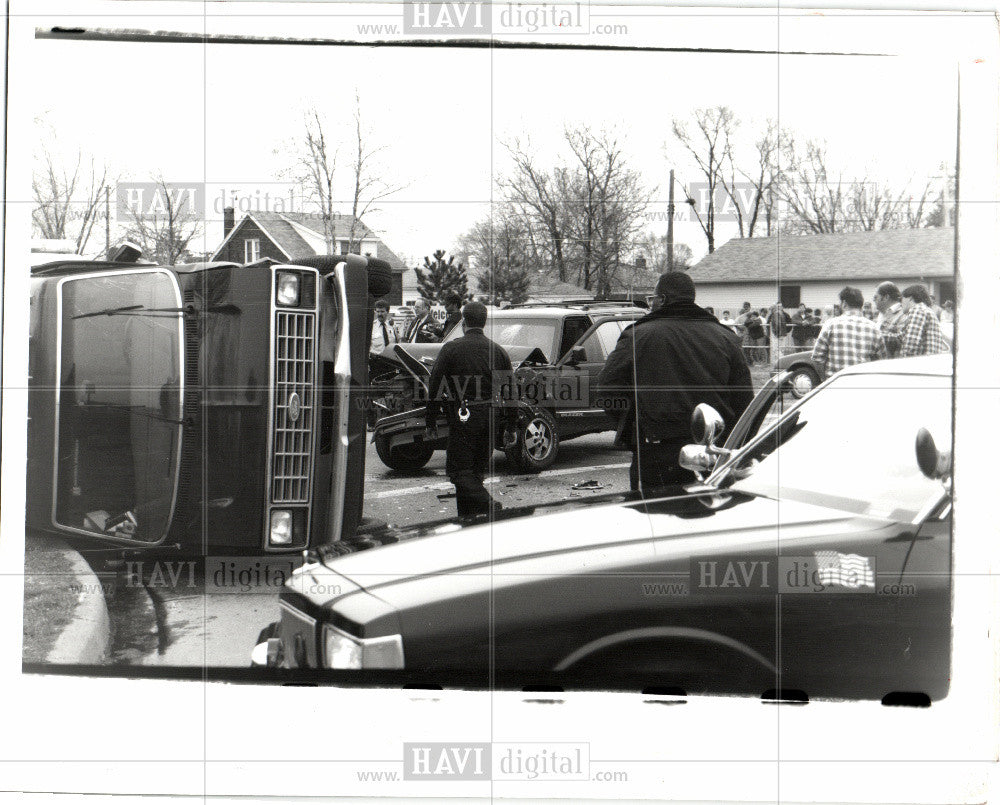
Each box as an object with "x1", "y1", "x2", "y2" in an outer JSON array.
[{"x1": 270, "y1": 311, "x2": 316, "y2": 503}]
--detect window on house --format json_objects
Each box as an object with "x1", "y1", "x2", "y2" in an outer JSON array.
[
  {"x1": 244, "y1": 238, "x2": 260, "y2": 263},
  {"x1": 779, "y1": 285, "x2": 801, "y2": 308},
  {"x1": 339, "y1": 241, "x2": 351, "y2": 255}
]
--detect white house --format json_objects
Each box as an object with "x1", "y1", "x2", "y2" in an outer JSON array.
[{"x1": 686, "y1": 228, "x2": 956, "y2": 316}]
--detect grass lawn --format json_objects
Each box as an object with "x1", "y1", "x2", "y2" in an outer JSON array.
[
  {"x1": 22, "y1": 537, "x2": 80, "y2": 662},
  {"x1": 749, "y1": 363, "x2": 775, "y2": 391}
]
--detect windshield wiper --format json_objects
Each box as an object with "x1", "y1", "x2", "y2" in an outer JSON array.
[
  {"x1": 85, "y1": 401, "x2": 185, "y2": 426},
  {"x1": 71, "y1": 305, "x2": 190, "y2": 320}
]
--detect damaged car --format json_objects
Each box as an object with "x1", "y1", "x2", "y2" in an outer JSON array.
[{"x1": 370, "y1": 305, "x2": 644, "y2": 472}]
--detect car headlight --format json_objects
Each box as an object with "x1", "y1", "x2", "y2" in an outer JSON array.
[
  {"x1": 276, "y1": 271, "x2": 300, "y2": 306},
  {"x1": 323, "y1": 623, "x2": 405, "y2": 669},
  {"x1": 269, "y1": 510, "x2": 293, "y2": 546}
]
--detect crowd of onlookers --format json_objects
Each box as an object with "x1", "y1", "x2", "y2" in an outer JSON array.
[
  {"x1": 709, "y1": 285, "x2": 954, "y2": 366},
  {"x1": 371, "y1": 283, "x2": 954, "y2": 374}
]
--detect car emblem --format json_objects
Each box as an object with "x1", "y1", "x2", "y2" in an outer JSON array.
[{"x1": 288, "y1": 392, "x2": 301, "y2": 423}]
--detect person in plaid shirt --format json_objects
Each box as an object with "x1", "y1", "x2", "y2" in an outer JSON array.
[
  {"x1": 893, "y1": 285, "x2": 952, "y2": 357},
  {"x1": 811, "y1": 286, "x2": 887, "y2": 379},
  {"x1": 873, "y1": 281, "x2": 906, "y2": 356}
]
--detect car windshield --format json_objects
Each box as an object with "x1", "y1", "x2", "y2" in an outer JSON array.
[
  {"x1": 55, "y1": 272, "x2": 183, "y2": 542},
  {"x1": 726, "y1": 372, "x2": 952, "y2": 521},
  {"x1": 443, "y1": 315, "x2": 558, "y2": 354}
]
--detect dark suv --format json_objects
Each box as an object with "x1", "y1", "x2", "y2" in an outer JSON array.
[{"x1": 371, "y1": 303, "x2": 645, "y2": 473}]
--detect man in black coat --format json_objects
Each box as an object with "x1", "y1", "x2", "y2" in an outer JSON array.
[
  {"x1": 425, "y1": 302, "x2": 517, "y2": 518},
  {"x1": 598, "y1": 272, "x2": 753, "y2": 495},
  {"x1": 441, "y1": 292, "x2": 464, "y2": 338}
]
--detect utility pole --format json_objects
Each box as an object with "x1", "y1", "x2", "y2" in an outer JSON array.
[
  {"x1": 666, "y1": 169, "x2": 675, "y2": 272},
  {"x1": 105, "y1": 186, "x2": 111, "y2": 258}
]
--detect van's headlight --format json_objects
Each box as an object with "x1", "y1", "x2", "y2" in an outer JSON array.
[
  {"x1": 269, "y1": 510, "x2": 293, "y2": 545},
  {"x1": 276, "y1": 271, "x2": 300, "y2": 306},
  {"x1": 323, "y1": 624, "x2": 404, "y2": 669}
]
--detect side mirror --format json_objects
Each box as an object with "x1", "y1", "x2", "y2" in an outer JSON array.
[
  {"x1": 251, "y1": 637, "x2": 283, "y2": 668},
  {"x1": 679, "y1": 444, "x2": 715, "y2": 474},
  {"x1": 915, "y1": 427, "x2": 951, "y2": 480},
  {"x1": 566, "y1": 347, "x2": 587, "y2": 365},
  {"x1": 691, "y1": 403, "x2": 725, "y2": 446}
]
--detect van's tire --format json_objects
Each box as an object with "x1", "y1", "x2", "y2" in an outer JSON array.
[
  {"x1": 504, "y1": 408, "x2": 559, "y2": 473},
  {"x1": 365, "y1": 258, "x2": 394, "y2": 299},
  {"x1": 375, "y1": 433, "x2": 435, "y2": 472}
]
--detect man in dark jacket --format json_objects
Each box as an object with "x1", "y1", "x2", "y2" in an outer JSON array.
[
  {"x1": 425, "y1": 302, "x2": 517, "y2": 518},
  {"x1": 598, "y1": 272, "x2": 753, "y2": 495},
  {"x1": 405, "y1": 298, "x2": 443, "y2": 343},
  {"x1": 441, "y1": 292, "x2": 464, "y2": 338}
]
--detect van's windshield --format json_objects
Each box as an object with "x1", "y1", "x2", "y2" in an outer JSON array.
[{"x1": 55, "y1": 271, "x2": 184, "y2": 542}]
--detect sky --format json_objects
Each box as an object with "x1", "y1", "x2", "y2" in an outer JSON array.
[{"x1": 19, "y1": 3, "x2": 963, "y2": 265}]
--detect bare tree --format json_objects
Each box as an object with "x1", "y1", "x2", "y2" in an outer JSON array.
[
  {"x1": 776, "y1": 140, "x2": 851, "y2": 234},
  {"x1": 347, "y1": 94, "x2": 405, "y2": 252},
  {"x1": 732, "y1": 120, "x2": 791, "y2": 238},
  {"x1": 123, "y1": 178, "x2": 201, "y2": 265},
  {"x1": 561, "y1": 127, "x2": 652, "y2": 295},
  {"x1": 33, "y1": 131, "x2": 113, "y2": 254},
  {"x1": 925, "y1": 167, "x2": 956, "y2": 228},
  {"x1": 284, "y1": 109, "x2": 338, "y2": 253},
  {"x1": 778, "y1": 139, "x2": 934, "y2": 233},
  {"x1": 670, "y1": 107, "x2": 735, "y2": 253},
  {"x1": 461, "y1": 209, "x2": 533, "y2": 305},
  {"x1": 499, "y1": 139, "x2": 570, "y2": 281},
  {"x1": 635, "y1": 233, "x2": 693, "y2": 272},
  {"x1": 848, "y1": 180, "x2": 932, "y2": 231}
]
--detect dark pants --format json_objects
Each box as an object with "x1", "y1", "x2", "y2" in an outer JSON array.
[
  {"x1": 630, "y1": 440, "x2": 695, "y2": 496},
  {"x1": 445, "y1": 407, "x2": 499, "y2": 518}
]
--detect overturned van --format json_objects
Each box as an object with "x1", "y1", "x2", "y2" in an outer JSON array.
[{"x1": 26, "y1": 253, "x2": 390, "y2": 554}]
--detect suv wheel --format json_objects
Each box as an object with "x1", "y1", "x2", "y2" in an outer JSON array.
[
  {"x1": 505, "y1": 409, "x2": 559, "y2": 473},
  {"x1": 375, "y1": 434, "x2": 435, "y2": 472}
]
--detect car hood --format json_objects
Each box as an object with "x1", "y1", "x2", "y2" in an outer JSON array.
[
  {"x1": 378, "y1": 343, "x2": 551, "y2": 373},
  {"x1": 374, "y1": 342, "x2": 443, "y2": 365},
  {"x1": 309, "y1": 491, "x2": 888, "y2": 609}
]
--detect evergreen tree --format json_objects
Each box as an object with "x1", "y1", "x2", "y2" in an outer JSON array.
[
  {"x1": 477, "y1": 261, "x2": 531, "y2": 306},
  {"x1": 924, "y1": 191, "x2": 956, "y2": 228},
  {"x1": 414, "y1": 249, "x2": 469, "y2": 302}
]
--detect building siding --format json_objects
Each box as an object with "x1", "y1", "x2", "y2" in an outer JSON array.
[
  {"x1": 215, "y1": 220, "x2": 289, "y2": 265},
  {"x1": 693, "y1": 277, "x2": 954, "y2": 317}
]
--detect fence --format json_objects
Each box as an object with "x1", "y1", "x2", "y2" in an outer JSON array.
[{"x1": 729, "y1": 324, "x2": 817, "y2": 366}]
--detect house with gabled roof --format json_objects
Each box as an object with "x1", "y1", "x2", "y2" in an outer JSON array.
[
  {"x1": 685, "y1": 228, "x2": 956, "y2": 316},
  {"x1": 212, "y1": 207, "x2": 410, "y2": 304}
]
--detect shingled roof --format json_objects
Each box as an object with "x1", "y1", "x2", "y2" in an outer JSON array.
[
  {"x1": 214, "y1": 210, "x2": 405, "y2": 270},
  {"x1": 688, "y1": 228, "x2": 955, "y2": 284}
]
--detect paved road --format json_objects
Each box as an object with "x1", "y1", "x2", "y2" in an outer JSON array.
[
  {"x1": 366, "y1": 431, "x2": 631, "y2": 527},
  {"x1": 106, "y1": 432, "x2": 633, "y2": 667}
]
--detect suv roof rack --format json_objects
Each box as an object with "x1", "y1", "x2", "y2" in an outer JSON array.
[{"x1": 507, "y1": 299, "x2": 647, "y2": 311}]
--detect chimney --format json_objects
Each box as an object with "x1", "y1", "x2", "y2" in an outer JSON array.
[{"x1": 223, "y1": 206, "x2": 235, "y2": 238}]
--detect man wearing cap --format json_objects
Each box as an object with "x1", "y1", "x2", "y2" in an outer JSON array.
[{"x1": 598, "y1": 272, "x2": 754, "y2": 495}]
